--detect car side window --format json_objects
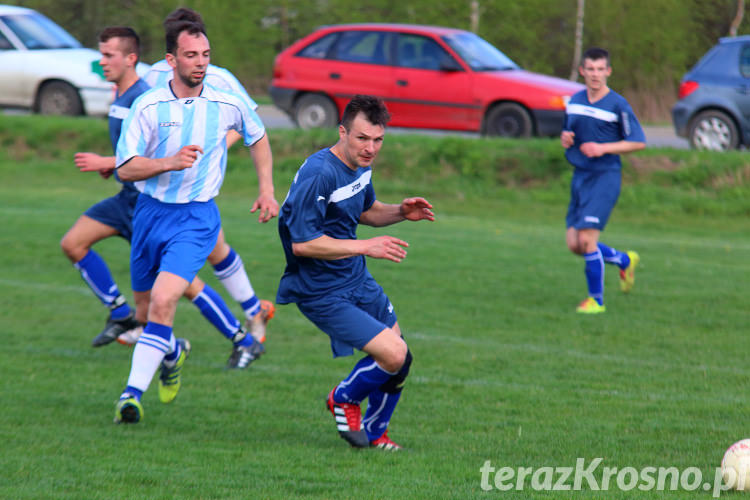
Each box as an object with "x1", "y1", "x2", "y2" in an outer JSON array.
[
  {"x1": 740, "y1": 45, "x2": 750, "y2": 78},
  {"x1": 297, "y1": 32, "x2": 338, "y2": 59},
  {"x1": 0, "y1": 31, "x2": 12, "y2": 50},
  {"x1": 396, "y1": 34, "x2": 452, "y2": 70},
  {"x1": 332, "y1": 31, "x2": 390, "y2": 65}
]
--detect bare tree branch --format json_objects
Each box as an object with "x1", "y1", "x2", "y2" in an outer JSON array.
[{"x1": 569, "y1": 0, "x2": 585, "y2": 81}]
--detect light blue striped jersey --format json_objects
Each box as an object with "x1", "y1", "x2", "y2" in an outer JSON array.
[
  {"x1": 115, "y1": 83, "x2": 266, "y2": 203},
  {"x1": 143, "y1": 59, "x2": 258, "y2": 110}
]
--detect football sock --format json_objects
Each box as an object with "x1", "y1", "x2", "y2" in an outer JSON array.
[
  {"x1": 74, "y1": 250, "x2": 131, "y2": 319},
  {"x1": 335, "y1": 356, "x2": 395, "y2": 405},
  {"x1": 363, "y1": 389, "x2": 402, "y2": 441},
  {"x1": 124, "y1": 322, "x2": 175, "y2": 393},
  {"x1": 191, "y1": 284, "x2": 242, "y2": 341},
  {"x1": 583, "y1": 250, "x2": 604, "y2": 305},
  {"x1": 597, "y1": 242, "x2": 631, "y2": 270},
  {"x1": 212, "y1": 247, "x2": 260, "y2": 320}
]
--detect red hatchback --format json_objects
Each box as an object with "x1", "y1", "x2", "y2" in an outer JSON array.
[{"x1": 270, "y1": 23, "x2": 584, "y2": 137}]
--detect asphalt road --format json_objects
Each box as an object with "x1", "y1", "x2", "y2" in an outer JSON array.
[{"x1": 256, "y1": 105, "x2": 689, "y2": 149}]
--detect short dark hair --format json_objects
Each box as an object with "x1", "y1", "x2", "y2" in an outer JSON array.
[
  {"x1": 582, "y1": 47, "x2": 610, "y2": 66},
  {"x1": 164, "y1": 7, "x2": 205, "y2": 30},
  {"x1": 98, "y1": 26, "x2": 140, "y2": 62},
  {"x1": 165, "y1": 20, "x2": 206, "y2": 55},
  {"x1": 341, "y1": 95, "x2": 391, "y2": 130}
]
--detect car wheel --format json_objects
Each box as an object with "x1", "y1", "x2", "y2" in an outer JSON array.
[
  {"x1": 294, "y1": 94, "x2": 338, "y2": 129},
  {"x1": 688, "y1": 110, "x2": 739, "y2": 151},
  {"x1": 36, "y1": 81, "x2": 83, "y2": 116},
  {"x1": 483, "y1": 103, "x2": 533, "y2": 138}
]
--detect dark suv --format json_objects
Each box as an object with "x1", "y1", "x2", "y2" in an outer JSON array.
[{"x1": 672, "y1": 36, "x2": 750, "y2": 150}]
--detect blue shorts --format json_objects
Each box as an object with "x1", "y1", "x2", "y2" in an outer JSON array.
[
  {"x1": 566, "y1": 169, "x2": 621, "y2": 231},
  {"x1": 83, "y1": 187, "x2": 139, "y2": 242},
  {"x1": 296, "y1": 276, "x2": 397, "y2": 358},
  {"x1": 130, "y1": 194, "x2": 220, "y2": 292}
]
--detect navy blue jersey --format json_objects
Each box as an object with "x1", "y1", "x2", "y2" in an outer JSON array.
[
  {"x1": 108, "y1": 78, "x2": 150, "y2": 188},
  {"x1": 563, "y1": 89, "x2": 645, "y2": 172},
  {"x1": 277, "y1": 148, "x2": 376, "y2": 303}
]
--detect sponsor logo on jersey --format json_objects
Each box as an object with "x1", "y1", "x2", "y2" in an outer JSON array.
[{"x1": 159, "y1": 121, "x2": 181, "y2": 127}]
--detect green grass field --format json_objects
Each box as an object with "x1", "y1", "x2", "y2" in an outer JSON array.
[{"x1": 1, "y1": 117, "x2": 748, "y2": 499}]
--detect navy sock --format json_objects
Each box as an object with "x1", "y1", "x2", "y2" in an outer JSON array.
[
  {"x1": 334, "y1": 356, "x2": 394, "y2": 405},
  {"x1": 191, "y1": 285, "x2": 241, "y2": 341},
  {"x1": 583, "y1": 250, "x2": 604, "y2": 305},
  {"x1": 75, "y1": 250, "x2": 131, "y2": 318},
  {"x1": 597, "y1": 242, "x2": 630, "y2": 270},
  {"x1": 363, "y1": 389, "x2": 402, "y2": 441}
]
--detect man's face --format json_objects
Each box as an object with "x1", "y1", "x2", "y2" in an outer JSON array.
[
  {"x1": 168, "y1": 31, "x2": 210, "y2": 88},
  {"x1": 579, "y1": 57, "x2": 611, "y2": 92},
  {"x1": 98, "y1": 38, "x2": 133, "y2": 84},
  {"x1": 338, "y1": 112, "x2": 385, "y2": 169}
]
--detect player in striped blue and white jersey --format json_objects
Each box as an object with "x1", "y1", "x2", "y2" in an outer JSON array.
[
  {"x1": 61, "y1": 27, "x2": 260, "y2": 366},
  {"x1": 561, "y1": 47, "x2": 646, "y2": 315},
  {"x1": 142, "y1": 7, "x2": 275, "y2": 344},
  {"x1": 112, "y1": 21, "x2": 278, "y2": 424}
]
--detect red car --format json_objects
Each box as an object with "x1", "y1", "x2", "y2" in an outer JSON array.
[{"x1": 270, "y1": 23, "x2": 584, "y2": 137}]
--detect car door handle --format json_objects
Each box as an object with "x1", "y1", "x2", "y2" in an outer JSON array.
[
  {"x1": 396, "y1": 79, "x2": 408, "y2": 87},
  {"x1": 329, "y1": 73, "x2": 341, "y2": 80}
]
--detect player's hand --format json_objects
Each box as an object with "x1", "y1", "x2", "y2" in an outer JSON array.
[
  {"x1": 250, "y1": 192, "x2": 279, "y2": 223},
  {"x1": 580, "y1": 142, "x2": 606, "y2": 158},
  {"x1": 74, "y1": 152, "x2": 107, "y2": 172},
  {"x1": 169, "y1": 145, "x2": 203, "y2": 171},
  {"x1": 98, "y1": 168, "x2": 114, "y2": 179},
  {"x1": 560, "y1": 131, "x2": 575, "y2": 149},
  {"x1": 364, "y1": 235, "x2": 409, "y2": 263},
  {"x1": 401, "y1": 197, "x2": 435, "y2": 222}
]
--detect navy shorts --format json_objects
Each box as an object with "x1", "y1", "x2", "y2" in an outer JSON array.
[
  {"x1": 130, "y1": 194, "x2": 220, "y2": 292},
  {"x1": 83, "y1": 187, "x2": 139, "y2": 242},
  {"x1": 566, "y1": 169, "x2": 621, "y2": 231},
  {"x1": 296, "y1": 276, "x2": 397, "y2": 358}
]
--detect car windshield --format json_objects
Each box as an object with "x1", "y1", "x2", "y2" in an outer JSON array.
[
  {"x1": 441, "y1": 32, "x2": 518, "y2": 71},
  {"x1": 1, "y1": 13, "x2": 81, "y2": 50}
]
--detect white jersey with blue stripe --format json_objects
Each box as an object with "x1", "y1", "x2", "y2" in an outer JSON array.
[
  {"x1": 143, "y1": 59, "x2": 258, "y2": 110},
  {"x1": 115, "y1": 83, "x2": 266, "y2": 204},
  {"x1": 563, "y1": 89, "x2": 645, "y2": 172}
]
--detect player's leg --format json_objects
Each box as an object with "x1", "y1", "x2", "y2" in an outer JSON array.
[
  {"x1": 577, "y1": 228, "x2": 606, "y2": 310},
  {"x1": 183, "y1": 277, "x2": 264, "y2": 369},
  {"x1": 361, "y1": 322, "x2": 411, "y2": 450},
  {"x1": 207, "y1": 229, "x2": 274, "y2": 342},
  {"x1": 61, "y1": 215, "x2": 139, "y2": 343}
]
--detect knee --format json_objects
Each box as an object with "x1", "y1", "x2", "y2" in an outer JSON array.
[
  {"x1": 148, "y1": 290, "x2": 180, "y2": 320},
  {"x1": 380, "y1": 349, "x2": 413, "y2": 393},
  {"x1": 380, "y1": 337, "x2": 408, "y2": 373},
  {"x1": 60, "y1": 233, "x2": 82, "y2": 262}
]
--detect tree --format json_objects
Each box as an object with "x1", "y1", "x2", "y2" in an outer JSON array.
[
  {"x1": 729, "y1": 0, "x2": 745, "y2": 36},
  {"x1": 569, "y1": 0, "x2": 584, "y2": 81}
]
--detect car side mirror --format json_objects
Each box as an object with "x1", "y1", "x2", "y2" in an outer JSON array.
[{"x1": 439, "y1": 56, "x2": 462, "y2": 72}]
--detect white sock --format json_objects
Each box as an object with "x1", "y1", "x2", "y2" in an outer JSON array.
[{"x1": 125, "y1": 332, "x2": 175, "y2": 392}]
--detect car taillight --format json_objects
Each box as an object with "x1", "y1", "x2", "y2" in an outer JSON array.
[
  {"x1": 548, "y1": 95, "x2": 568, "y2": 109},
  {"x1": 678, "y1": 80, "x2": 699, "y2": 99}
]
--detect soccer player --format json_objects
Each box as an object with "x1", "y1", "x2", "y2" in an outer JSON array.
[
  {"x1": 561, "y1": 47, "x2": 645, "y2": 314},
  {"x1": 113, "y1": 20, "x2": 278, "y2": 423},
  {"x1": 276, "y1": 95, "x2": 434, "y2": 449},
  {"x1": 60, "y1": 27, "x2": 264, "y2": 369},
  {"x1": 143, "y1": 7, "x2": 274, "y2": 337}
]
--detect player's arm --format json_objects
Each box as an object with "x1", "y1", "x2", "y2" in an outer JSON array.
[
  {"x1": 360, "y1": 198, "x2": 435, "y2": 227},
  {"x1": 248, "y1": 134, "x2": 279, "y2": 222},
  {"x1": 74, "y1": 152, "x2": 116, "y2": 178},
  {"x1": 117, "y1": 145, "x2": 203, "y2": 181},
  {"x1": 579, "y1": 140, "x2": 645, "y2": 158},
  {"x1": 292, "y1": 234, "x2": 409, "y2": 263}
]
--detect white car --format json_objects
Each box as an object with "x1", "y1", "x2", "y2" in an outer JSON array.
[{"x1": 0, "y1": 5, "x2": 148, "y2": 116}]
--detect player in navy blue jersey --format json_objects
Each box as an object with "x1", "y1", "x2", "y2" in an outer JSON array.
[
  {"x1": 277, "y1": 95, "x2": 434, "y2": 449},
  {"x1": 561, "y1": 48, "x2": 645, "y2": 314}
]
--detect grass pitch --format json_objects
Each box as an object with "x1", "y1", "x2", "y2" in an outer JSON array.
[{"x1": 0, "y1": 121, "x2": 748, "y2": 499}]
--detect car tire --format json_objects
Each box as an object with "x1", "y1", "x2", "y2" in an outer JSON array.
[
  {"x1": 688, "y1": 110, "x2": 739, "y2": 151},
  {"x1": 483, "y1": 102, "x2": 533, "y2": 138},
  {"x1": 294, "y1": 94, "x2": 338, "y2": 129},
  {"x1": 36, "y1": 81, "x2": 83, "y2": 116}
]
